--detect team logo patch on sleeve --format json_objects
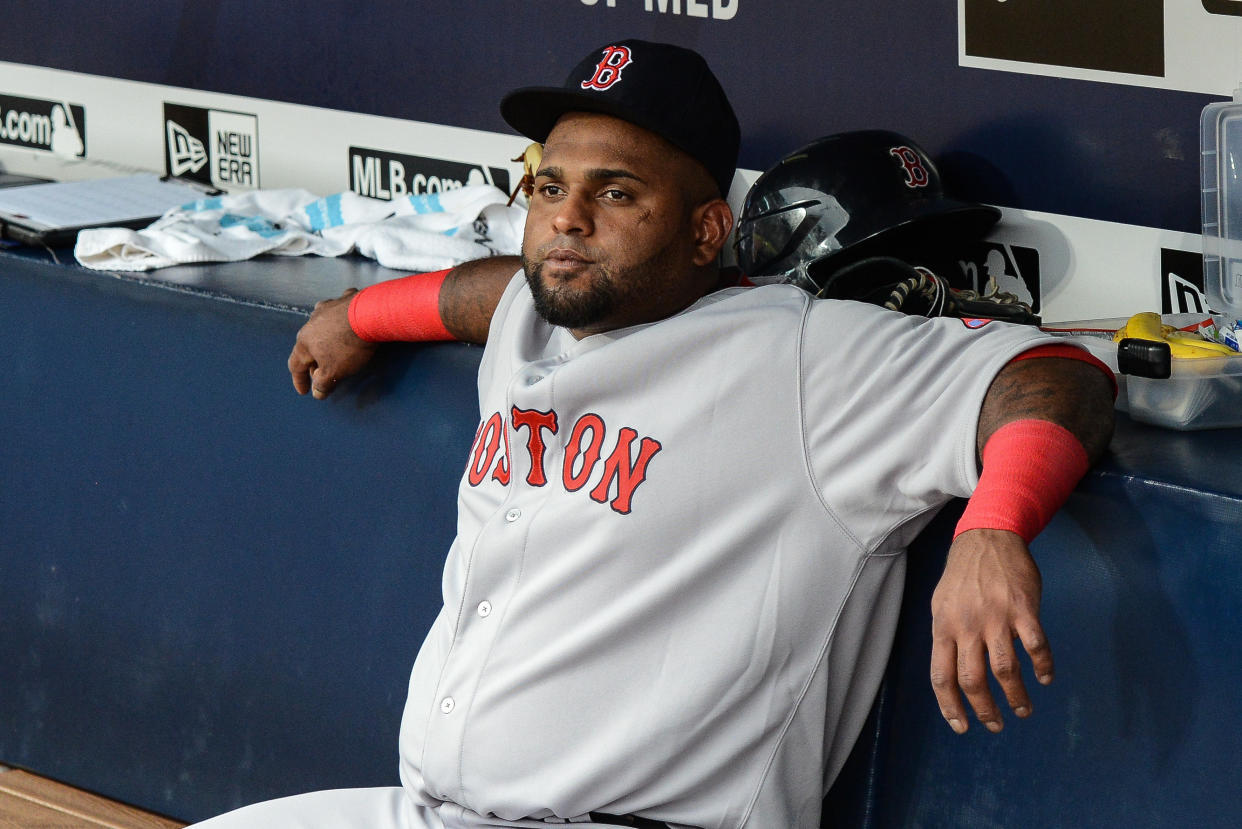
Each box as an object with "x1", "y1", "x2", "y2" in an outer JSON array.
[{"x1": 961, "y1": 317, "x2": 993, "y2": 329}]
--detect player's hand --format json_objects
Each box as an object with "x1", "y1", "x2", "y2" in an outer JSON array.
[
  {"x1": 288, "y1": 289, "x2": 378, "y2": 399},
  {"x1": 929, "y1": 528, "x2": 1052, "y2": 735}
]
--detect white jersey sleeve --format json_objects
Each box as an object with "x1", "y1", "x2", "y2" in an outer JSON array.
[{"x1": 799, "y1": 298, "x2": 1056, "y2": 552}]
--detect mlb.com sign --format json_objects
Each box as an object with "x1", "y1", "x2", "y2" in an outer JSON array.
[
  {"x1": 0, "y1": 93, "x2": 85, "y2": 156},
  {"x1": 163, "y1": 103, "x2": 259, "y2": 190},
  {"x1": 349, "y1": 146, "x2": 510, "y2": 199}
]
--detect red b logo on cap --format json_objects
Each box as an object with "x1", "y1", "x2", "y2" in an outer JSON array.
[{"x1": 581, "y1": 45, "x2": 633, "y2": 91}]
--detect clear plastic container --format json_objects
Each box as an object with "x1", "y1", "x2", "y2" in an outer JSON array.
[
  {"x1": 1124, "y1": 355, "x2": 1242, "y2": 430},
  {"x1": 1202, "y1": 90, "x2": 1242, "y2": 318},
  {"x1": 1045, "y1": 316, "x2": 1242, "y2": 430}
]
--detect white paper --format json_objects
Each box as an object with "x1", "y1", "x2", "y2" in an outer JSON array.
[{"x1": 0, "y1": 173, "x2": 208, "y2": 230}]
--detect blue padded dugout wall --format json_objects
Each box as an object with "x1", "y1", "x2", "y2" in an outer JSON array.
[{"x1": 4, "y1": 246, "x2": 1242, "y2": 828}]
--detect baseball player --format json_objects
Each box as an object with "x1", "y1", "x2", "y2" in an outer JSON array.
[{"x1": 204, "y1": 39, "x2": 1115, "y2": 829}]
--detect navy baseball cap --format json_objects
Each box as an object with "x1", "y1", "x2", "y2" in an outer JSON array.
[{"x1": 500, "y1": 39, "x2": 741, "y2": 197}]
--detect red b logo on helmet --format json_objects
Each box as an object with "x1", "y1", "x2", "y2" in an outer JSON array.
[
  {"x1": 581, "y1": 46, "x2": 633, "y2": 91},
  {"x1": 889, "y1": 146, "x2": 930, "y2": 189}
]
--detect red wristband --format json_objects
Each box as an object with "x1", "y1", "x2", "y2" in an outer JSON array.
[
  {"x1": 347, "y1": 269, "x2": 454, "y2": 342},
  {"x1": 954, "y1": 419, "x2": 1089, "y2": 542}
]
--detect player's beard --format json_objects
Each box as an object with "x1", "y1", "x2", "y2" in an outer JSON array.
[
  {"x1": 523, "y1": 235, "x2": 689, "y2": 331},
  {"x1": 523, "y1": 258, "x2": 620, "y2": 330}
]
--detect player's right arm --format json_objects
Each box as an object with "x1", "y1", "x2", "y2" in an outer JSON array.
[
  {"x1": 288, "y1": 255, "x2": 520, "y2": 399},
  {"x1": 928, "y1": 353, "x2": 1114, "y2": 734}
]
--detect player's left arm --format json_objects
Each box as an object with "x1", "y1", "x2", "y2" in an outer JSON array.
[{"x1": 929, "y1": 350, "x2": 1115, "y2": 735}]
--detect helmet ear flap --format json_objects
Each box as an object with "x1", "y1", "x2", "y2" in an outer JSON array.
[{"x1": 732, "y1": 190, "x2": 849, "y2": 285}]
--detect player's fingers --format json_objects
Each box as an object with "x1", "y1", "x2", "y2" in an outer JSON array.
[
  {"x1": 930, "y1": 638, "x2": 968, "y2": 734},
  {"x1": 311, "y1": 289, "x2": 357, "y2": 315},
  {"x1": 987, "y1": 632, "x2": 1032, "y2": 719},
  {"x1": 958, "y1": 640, "x2": 1003, "y2": 733},
  {"x1": 288, "y1": 346, "x2": 313, "y2": 396},
  {"x1": 310, "y1": 365, "x2": 338, "y2": 400},
  {"x1": 1016, "y1": 615, "x2": 1055, "y2": 687}
]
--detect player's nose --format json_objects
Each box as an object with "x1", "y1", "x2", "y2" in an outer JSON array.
[{"x1": 551, "y1": 192, "x2": 594, "y2": 236}]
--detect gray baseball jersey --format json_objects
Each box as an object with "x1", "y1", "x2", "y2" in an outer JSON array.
[{"x1": 393, "y1": 273, "x2": 1055, "y2": 828}]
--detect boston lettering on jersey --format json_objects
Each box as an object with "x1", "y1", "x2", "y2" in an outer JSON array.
[{"x1": 466, "y1": 407, "x2": 662, "y2": 515}]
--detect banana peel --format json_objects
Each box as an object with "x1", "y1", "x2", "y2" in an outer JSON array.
[
  {"x1": 1164, "y1": 330, "x2": 1237, "y2": 355},
  {"x1": 1114, "y1": 312, "x2": 1239, "y2": 358}
]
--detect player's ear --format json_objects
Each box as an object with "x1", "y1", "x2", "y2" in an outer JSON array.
[{"x1": 691, "y1": 198, "x2": 733, "y2": 267}]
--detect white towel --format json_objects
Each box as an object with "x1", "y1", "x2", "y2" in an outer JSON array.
[{"x1": 74, "y1": 185, "x2": 526, "y2": 274}]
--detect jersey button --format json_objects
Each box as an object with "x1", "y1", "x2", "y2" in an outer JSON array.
[
  {"x1": 477, "y1": 600, "x2": 492, "y2": 618},
  {"x1": 505, "y1": 508, "x2": 522, "y2": 522},
  {"x1": 440, "y1": 696, "x2": 455, "y2": 714}
]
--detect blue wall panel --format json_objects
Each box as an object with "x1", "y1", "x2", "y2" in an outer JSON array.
[
  {"x1": 825, "y1": 430, "x2": 1242, "y2": 829},
  {"x1": 0, "y1": 252, "x2": 481, "y2": 819}
]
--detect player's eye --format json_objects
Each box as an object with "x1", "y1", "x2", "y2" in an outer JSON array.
[
  {"x1": 537, "y1": 183, "x2": 565, "y2": 198},
  {"x1": 601, "y1": 188, "x2": 630, "y2": 202}
]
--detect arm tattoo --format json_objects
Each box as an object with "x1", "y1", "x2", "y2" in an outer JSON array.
[{"x1": 977, "y1": 358, "x2": 1115, "y2": 464}]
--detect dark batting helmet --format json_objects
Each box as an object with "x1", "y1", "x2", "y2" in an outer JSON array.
[{"x1": 733, "y1": 130, "x2": 1000, "y2": 298}]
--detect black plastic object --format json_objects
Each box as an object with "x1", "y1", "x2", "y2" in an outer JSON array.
[{"x1": 1117, "y1": 337, "x2": 1172, "y2": 379}]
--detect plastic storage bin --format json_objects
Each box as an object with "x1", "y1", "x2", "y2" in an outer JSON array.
[
  {"x1": 1047, "y1": 316, "x2": 1242, "y2": 431},
  {"x1": 1123, "y1": 355, "x2": 1242, "y2": 430},
  {"x1": 1203, "y1": 89, "x2": 1242, "y2": 318}
]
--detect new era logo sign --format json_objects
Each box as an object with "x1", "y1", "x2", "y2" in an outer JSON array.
[
  {"x1": 166, "y1": 121, "x2": 207, "y2": 177},
  {"x1": 163, "y1": 103, "x2": 259, "y2": 190},
  {"x1": 1160, "y1": 248, "x2": 1211, "y2": 313}
]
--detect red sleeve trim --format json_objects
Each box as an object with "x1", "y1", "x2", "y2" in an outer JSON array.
[
  {"x1": 347, "y1": 269, "x2": 455, "y2": 342},
  {"x1": 1010, "y1": 342, "x2": 1117, "y2": 399}
]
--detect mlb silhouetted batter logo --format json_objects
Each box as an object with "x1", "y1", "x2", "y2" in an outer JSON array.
[
  {"x1": 581, "y1": 46, "x2": 633, "y2": 91},
  {"x1": 0, "y1": 94, "x2": 86, "y2": 156},
  {"x1": 467, "y1": 407, "x2": 662, "y2": 515},
  {"x1": 889, "y1": 146, "x2": 929, "y2": 188}
]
